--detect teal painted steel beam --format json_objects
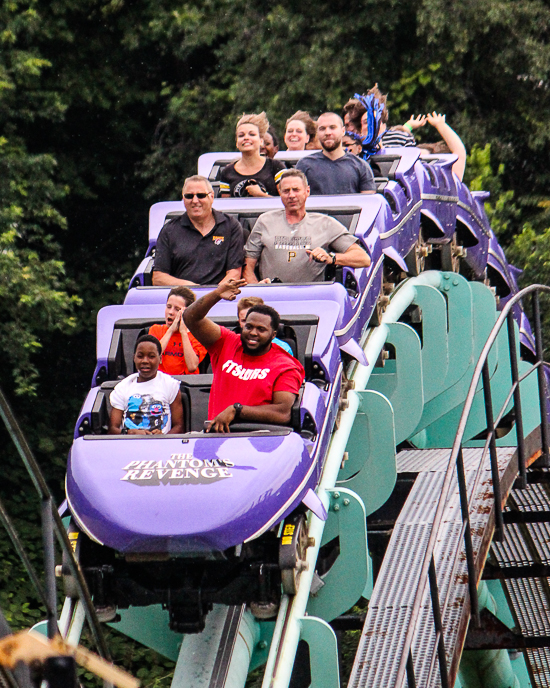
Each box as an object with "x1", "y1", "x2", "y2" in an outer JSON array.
[
  {"x1": 439, "y1": 273, "x2": 474, "y2": 391},
  {"x1": 337, "y1": 390, "x2": 397, "y2": 516},
  {"x1": 307, "y1": 488, "x2": 371, "y2": 620},
  {"x1": 412, "y1": 284, "x2": 449, "y2": 402},
  {"x1": 413, "y1": 278, "x2": 488, "y2": 438},
  {"x1": 300, "y1": 617, "x2": 340, "y2": 688},
  {"x1": 109, "y1": 605, "x2": 182, "y2": 661},
  {"x1": 411, "y1": 281, "x2": 501, "y2": 447},
  {"x1": 368, "y1": 322, "x2": 424, "y2": 444}
]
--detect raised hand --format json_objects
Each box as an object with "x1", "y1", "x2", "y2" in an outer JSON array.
[
  {"x1": 426, "y1": 112, "x2": 446, "y2": 128},
  {"x1": 406, "y1": 114, "x2": 427, "y2": 130},
  {"x1": 215, "y1": 278, "x2": 247, "y2": 301}
]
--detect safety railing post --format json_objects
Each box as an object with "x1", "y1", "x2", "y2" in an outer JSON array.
[
  {"x1": 428, "y1": 556, "x2": 450, "y2": 688},
  {"x1": 455, "y1": 447, "x2": 480, "y2": 626},
  {"x1": 507, "y1": 311, "x2": 527, "y2": 488},
  {"x1": 481, "y1": 361, "x2": 504, "y2": 541},
  {"x1": 533, "y1": 291, "x2": 550, "y2": 467},
  {"x1": 41, "y1": 497, "x2": 58, "y2": 639},
  {"x1": 406, "y1": 649, "x2": 417, "y2": 688}
]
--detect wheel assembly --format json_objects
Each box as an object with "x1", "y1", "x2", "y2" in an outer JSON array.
[{"x1": 279, "y1": 513, "x2": 312, "y2": 595}]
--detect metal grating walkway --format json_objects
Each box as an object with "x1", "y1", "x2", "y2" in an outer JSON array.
[
  {"x1": 491, "y1": 472, "x2": 550, "y2": 687},
  {"x1": 348, "y1": 447, "x2": 517, "y2": 688}
]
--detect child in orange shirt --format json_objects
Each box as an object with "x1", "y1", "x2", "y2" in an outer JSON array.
[{"x1": 149, "y1": 287, "x2": 207, "y2": 375}]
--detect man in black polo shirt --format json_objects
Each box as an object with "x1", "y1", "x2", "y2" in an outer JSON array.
[{"x1": 153, "y1": 175, "x2": 245, "y2": 286}]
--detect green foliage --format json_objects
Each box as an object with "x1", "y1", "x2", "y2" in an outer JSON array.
[
  {"x1": 509, "y1": 223, "x2": 550, "y2": 287},
  {"x1": 0, "y1": 137, "x2": 81, "y2": 396},
  {"x1": 464, "y1": 143, "x2": 520, "y2": 243},
  {"x1": 507, "y1": 222, "x2": 550, "y2": 356},
  {"x1": 388, "y1": 63, "x2": 442, "y2": 121},
  {"x1": 79, "y1": 629, "x2": 175, "y2": 688}
]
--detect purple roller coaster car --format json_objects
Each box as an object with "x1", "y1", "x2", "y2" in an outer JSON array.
[{"x1": 69, "y1": 294, "x2": 343, "y2": 553}]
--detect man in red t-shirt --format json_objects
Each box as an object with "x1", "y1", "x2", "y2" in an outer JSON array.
[
  {"x1": 149, "y1": 287, "x2": 207, "y2": 375},
  {"x1": 184, "y1": 279, "x2": 305, "y2": 432}
]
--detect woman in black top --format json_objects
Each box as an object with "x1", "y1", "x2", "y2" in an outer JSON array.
[{"x1": 220, "y1": 112, "x2": 285, "y2": 197}]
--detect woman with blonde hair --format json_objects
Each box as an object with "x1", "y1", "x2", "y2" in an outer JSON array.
[
  {"x1": 220, "y1": 113, "x2": 285, "y2": 197},
  {"x1": 284, "y1": 110, "x2": 318, "y2": 151}
]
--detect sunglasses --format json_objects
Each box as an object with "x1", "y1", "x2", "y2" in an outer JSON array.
[{"x1": 183, "y1": 192, "x2": 211, "y2": 199}]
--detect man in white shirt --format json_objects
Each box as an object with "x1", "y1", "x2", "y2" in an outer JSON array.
[{"x1": 243, "y1": 169, "x2": 371, "y2": 283}]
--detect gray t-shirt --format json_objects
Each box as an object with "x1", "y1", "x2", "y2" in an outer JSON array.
[
  {"x1": 296, "y1": 151, "x2": 376, "y2": 195},
  {"x1": 245, "y1": 210, "x2": 357, "y2": 282}
]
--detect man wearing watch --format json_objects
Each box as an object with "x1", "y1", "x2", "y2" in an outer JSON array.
[
  {"x1": 243, "y1": 169, "x2": 370, "y2": 284},
  {"x1": 183, "y1": 279, "x2": 305, "y2": 433}
]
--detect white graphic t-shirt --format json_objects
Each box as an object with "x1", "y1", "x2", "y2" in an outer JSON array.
[{"x1": 110, "y1": 371, "x2": 180, "y2": 434}]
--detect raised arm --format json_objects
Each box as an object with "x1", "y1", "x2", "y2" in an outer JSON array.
[
  {"x1": 426, "y1": 112, "x2": 467, "y2": 181},
  {"x1": 183, "y1": 279, "x2": 247, "y2": 348},
  {"x1": 404, "y1": 114, "x2": 426, "y2": 132}
]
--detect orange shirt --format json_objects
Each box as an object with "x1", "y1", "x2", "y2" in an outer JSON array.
[{"x1": 149, "y1": 324, "x2": 208, "y2": 376}]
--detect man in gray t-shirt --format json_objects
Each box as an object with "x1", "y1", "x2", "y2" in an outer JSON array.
[
  {"x1": 243, "y1": 169, "x2": 371, "y2": 283},
  {"x1": 296, "y1": 112, "x2": 376, "y2": 195}
]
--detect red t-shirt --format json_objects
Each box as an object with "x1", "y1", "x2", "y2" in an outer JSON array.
[
  {"x1": 149, "y1": 324, "x2": 208, "y2": 376},
  {"x1": 207, "y1": 327, "x2": 305, "y2": 418}
]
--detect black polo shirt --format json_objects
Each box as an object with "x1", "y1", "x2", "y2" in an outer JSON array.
[{"x1": 153, "y1": 210, "x2": 245, "y2": 285}]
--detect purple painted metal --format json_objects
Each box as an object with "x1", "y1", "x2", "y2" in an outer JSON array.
[
  {"x1": 67, "y1": 432, "x2": 315, "y2": 553},
  {"x1": 414, "y1": 155, "x2": 458, "y2": 244},
  {"x1": 375, "y1": 149, "x2": 422, "y2": 265},
  {"x1": 68, "y1": 288, "x2": 344, "y2": 555},
  {"x1": 454, "y1": 183, "x2": 490, "y2": 279}
]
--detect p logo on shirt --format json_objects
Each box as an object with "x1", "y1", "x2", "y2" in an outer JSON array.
[{"x1": 212, "y1": 236, "x2": 224, "y2": 245}]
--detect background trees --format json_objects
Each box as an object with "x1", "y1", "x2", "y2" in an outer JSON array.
[{"x1": 1, "y1": 0, "x2": 549, "y2": 680}]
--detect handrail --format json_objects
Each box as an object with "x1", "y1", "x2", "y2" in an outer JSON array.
[{"x1": 395, "y1": 284, "x2": 550, "y2": 687}]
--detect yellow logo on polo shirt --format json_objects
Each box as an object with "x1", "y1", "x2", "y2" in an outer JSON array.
[{"x1": 213, "y1": 236, "x2": 224, "y2": 245}]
